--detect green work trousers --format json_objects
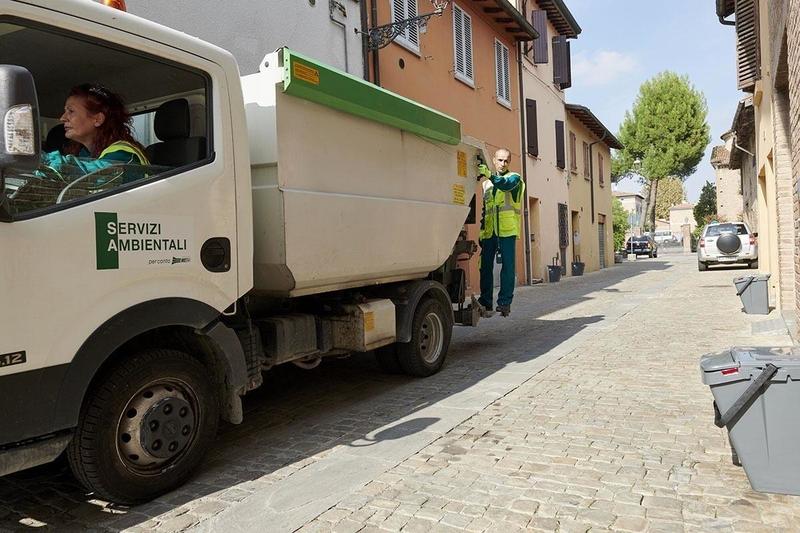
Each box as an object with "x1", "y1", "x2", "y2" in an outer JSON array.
[{"x1": 478, "y1": 236, "x2": 517, "y2": 308}]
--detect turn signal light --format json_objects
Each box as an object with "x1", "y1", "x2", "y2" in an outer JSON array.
[
  {"x1": 750, "y1": 234, "x2": 756, "y2": 245},
  {"x1": 699, "y1": 238, "x2": 705, "y2": 248},
  {"x1": 721, "y1": 368, "x2": 739, "y2": 376},
  {"x1": 103, "y1": 0, "x2": 127, "y2": 11}
]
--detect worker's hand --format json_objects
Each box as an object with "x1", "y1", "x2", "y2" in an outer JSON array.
[{"x1": 478, "y1": 164, "x2": 491, "y2": 179}]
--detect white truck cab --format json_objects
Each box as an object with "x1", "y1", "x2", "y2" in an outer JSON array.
[{"x1": 0, "y1": 0, "x2": 483, "y2": 503}]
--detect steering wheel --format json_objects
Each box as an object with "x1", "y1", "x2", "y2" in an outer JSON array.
[{"x1": 56, "y1": 166, "x2": 125, "y2": 204}]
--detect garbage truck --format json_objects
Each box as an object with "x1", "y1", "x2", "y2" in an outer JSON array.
[{"x1": 0, "y1": 0, "x2": 486, "y2": 504}]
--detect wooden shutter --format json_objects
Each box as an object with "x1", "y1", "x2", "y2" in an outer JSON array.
[
  {"x1": 495, "y1": 40, "x2": 510, "y2": 104},
  {"x1": 453, "y1": 5, "x2": 473, "y2": 84},
  {"x1": 598, "y1": 153, "x2": 605, "y2": 185},
  {"x1": 569, "y1": 131, "x2": 577, "y2": 171},
  {"x1": 735, "y1": 0, "x2": 760, "y2": 91},
  {"x1": 526, "y1": 99, "x2": 538, "y2": 157},
  {"x1": 393, "y1": 0, "x2": 419, "y2": 51},
  {"x1": 582, "y1": 142, "x2": 590, "y2": 177},
  {"x1": 555, "y1": 120, "x2": 565, "y2": 169},
  {"x1": 552, "y1": 36, "x2": 572, "y2": 89},
  {"x1": 531, "y1": 10, "x2": 548, "y2": 64}
]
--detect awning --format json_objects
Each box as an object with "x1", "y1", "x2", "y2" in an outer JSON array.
[
  {"x1": 536, "y1": 0, "x2": 582, "y2": 39},
  {"x1": 565, "y1": 104, "x2": 624, "y2": 150},
  {"x1": 468, "y1": 0, "x2": 539, "y2": 41}
]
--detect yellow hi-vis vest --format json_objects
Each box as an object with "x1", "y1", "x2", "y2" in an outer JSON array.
[
  {"x1": 99, "y1": 141, "x2": 150, "y2": 165},
  {"x1": 480, "y1": 175, "x2": 525, "y2": 240}
]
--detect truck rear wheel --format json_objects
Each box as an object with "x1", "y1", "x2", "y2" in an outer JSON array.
[
  {"x1": 67, "y1": 349, "x2": 219, "y2": 505},
  {"x1": 397, "y1": 297, "x2": 452, "y2": 377}
]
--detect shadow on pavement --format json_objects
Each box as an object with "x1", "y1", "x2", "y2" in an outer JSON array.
[{"x1": 0, "y1": 259, "x2": 671, "y2": 530}]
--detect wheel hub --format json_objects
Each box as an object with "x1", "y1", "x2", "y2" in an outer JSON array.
[
  {"x1": 117, "y1": 383, "x2": 196, "y2": 469},
  {"x1": 419, "y1": 312, "x2": 444, "y2": 364}
]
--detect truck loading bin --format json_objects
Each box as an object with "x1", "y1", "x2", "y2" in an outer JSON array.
[{"x1": 700, "y1": 347, "x2": 800, "y2": 495}]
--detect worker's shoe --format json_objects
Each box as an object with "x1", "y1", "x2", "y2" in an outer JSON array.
[
  {"x1": 478, "y1": 302, "x2": 495, "y2": 318},
  {"x1": 496, "y1": 304, "x2": 511, "y2": 317}
]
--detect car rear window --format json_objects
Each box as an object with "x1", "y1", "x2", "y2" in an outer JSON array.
[{"x1": 706, "y1": 224, "x2": 747, "y2": 236}]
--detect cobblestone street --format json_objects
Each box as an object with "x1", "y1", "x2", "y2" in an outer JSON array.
[{"x1": 2, "y1": 251, "x2": 798, "y2": 532}]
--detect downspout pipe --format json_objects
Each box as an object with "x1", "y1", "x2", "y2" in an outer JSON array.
[
  {"x1": 359, "y1": 0, "x2": 369, "y2": 80},
  {"x1": 716, "y1": 0, "x2": 736, "y2": 25},
  {"x1": 587, "y1": 131, "x2": 608, "y2": 224},
  {"x1": 517, "y1": 0, "x2": 532, "y2": 285},
  {"x1": 370, "y1": 0, "x2": 381, "y2": 86}
]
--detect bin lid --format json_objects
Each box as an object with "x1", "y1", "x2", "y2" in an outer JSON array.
[
  {"x1": 755, "y1": 274, "x2": 771, "y2": 282},
  {"x1": 733, "y1": 275, "x2": 755, "y2": 285},
  {"x1": 700, "y1": 346, "x2": 800, "y2": 385}
]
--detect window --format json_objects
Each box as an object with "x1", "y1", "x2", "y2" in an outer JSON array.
[
  {"x1": 598, "y1": 153, "x2": 605, "y2": 186},
  {"x1": 555, "y1": 120, "x2": 565, "y2": 169},
  {"x1": 392, "y1": 0, "x2": 420, "y2": 54},
  {"x1": 452, "y1": 4, "x2": 473, "y2": 86},
  {"x1": 552, "y1": 36, "x2": 572, "y2": 89},
  {"x1": 494, "y1": 39, "x2": 511, "y2": 108},
  {"x1": 0, "y1": 19, "x2": 211, "y2": 219},
  {"x1": 525, "y1": 99, "x2": 539, "y2": 157},
  {"x1": 568, "y1": 131, "x2": 577, "y2": 172},
  {"x1": 582, "y1": 141, "x2": 590, "y2": 178}
]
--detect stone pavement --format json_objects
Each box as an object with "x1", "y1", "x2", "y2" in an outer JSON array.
[{"x1": 1, "y1": 253, "x2": 797, "y2": 532}]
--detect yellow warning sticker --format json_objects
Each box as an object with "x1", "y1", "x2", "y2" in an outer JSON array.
[
  {"x1": 364, "y1": 311, "x2": 375, "y2": 332},
  {"x1": 452, "y1": 183, "x2": 466, "y2": 205},
  {"x1": 457, "y1": 151, "x2": 467, "y2": 178},
  {"x1": 293, "y1": 61, "x2": 320, "y2": 85}
]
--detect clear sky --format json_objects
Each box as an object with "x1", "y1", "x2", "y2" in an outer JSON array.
[{"x1": 563, "y1": 0, "x2": 741, "y2": 202}]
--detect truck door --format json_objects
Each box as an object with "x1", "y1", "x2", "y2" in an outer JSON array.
[{"x1": 0, "y1": 8, "x2": 239, "y2": 444}]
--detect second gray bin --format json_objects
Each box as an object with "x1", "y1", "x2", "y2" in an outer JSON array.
[
  {"x1": 734, "y1": 274, "x2": 770, "y2": 314},
  {"x1": 700, "y1": 347, "x2": 800, "y2": 495}
]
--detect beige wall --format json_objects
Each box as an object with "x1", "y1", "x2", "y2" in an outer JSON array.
[
  {"x1": 567, "y1": 116, "x2": 613, "y2": 272},
  {"x1": 515, "y1": 1, "x2": 569, "y2": 281},
  {"x1": 669, "y1": 207, "x2": 695, "y2": 235}
]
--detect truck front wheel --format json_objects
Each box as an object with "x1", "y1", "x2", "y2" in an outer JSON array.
[
  {"x1": 397, "y1": 297, "x2": 452, "y2": 377},
  {"x1": 67, "y1": 349, "x2": 219, "y2": 505}
]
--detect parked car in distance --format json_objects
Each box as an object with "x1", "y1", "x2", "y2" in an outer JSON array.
[
  {"x1": 653, "y1": 230, "x2": 678, "y2": 245},
  {"x1": 697, "y1": 222, "x2": 758, "y2": 271},
  {"x1": 626, "y1": 235, "x2": 658, "y2": 258}
]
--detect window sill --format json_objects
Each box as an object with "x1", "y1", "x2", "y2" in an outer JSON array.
[
  {"x1": 393, "y1": 38, "x2": 421, "y2": 57},
  {"x1": 496, "y1": 96, "x2": 512, "y2": 110},
  {"x1": 455, "y1": 72, "x2": 475, "y2": 89}
]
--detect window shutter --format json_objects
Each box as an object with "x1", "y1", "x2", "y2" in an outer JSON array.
[
  {"x1": 502, "y1": 43, "x2": 509, "y2": 101},
  {"x1": 569, "y1": 131, "x2": 577, "y2": 171},
  {"x1": 407, "y1": 0, "x2": 419, "y2": 47},
  {"x1": 598, "y1": 153, "x2": 605, "y2": 184},
  {"x1": 495, "y1": 40, "x2": 510, "y2": 104},
  {"x1": 735, "y1": 0, "x2": 760, "y2": 91},
  {"x1": 453, "y1": 5, "x2": 473, "y2": 84},
  {"x1": 531, "y1": 10, "x2": 548, "y2": 64},
  {"x1": 552, "y1": 36, "x2": 572, "y2": 89},
  {"x1": 526, "y1": 99, "x2": 538, "y2": 157},
  {"x1": 393, "y1": 0, "x2": 419, "y2": 51},
  {"x1": 555, "y1": 120, "x2": 565, "y2": 169},
  {"x1": 582, "y1": 141, "x2": 590, "y2": 177}
]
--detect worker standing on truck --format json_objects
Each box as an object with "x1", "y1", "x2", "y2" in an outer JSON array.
[{"x1": 477, "y1": 148, "x2": 525, "y2": 317}]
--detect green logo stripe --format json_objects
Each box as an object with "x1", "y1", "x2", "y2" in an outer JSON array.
[{"x1": 95, "y1": 212, "x2": 118, "y2": 270}]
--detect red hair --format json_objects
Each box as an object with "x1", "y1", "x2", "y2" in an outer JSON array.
[{"x1": 64, "y1": 84, "x2": 146, "y2": 158}]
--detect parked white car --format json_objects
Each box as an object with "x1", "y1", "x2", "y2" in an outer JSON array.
[
  {"x1": 653, "y1": 230, "x2": 678, "y2": 244},
  {"x1": 697, "y1": 222, "x2": 758, "y2": 271}
]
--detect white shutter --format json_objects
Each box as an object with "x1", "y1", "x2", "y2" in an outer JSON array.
[
  {"x1": 495, "y1": 39, "x2": 510, "y2": 106},
  {"x1": 453, "y1": 4, "x2": 473, "y2": 85},
  {"x1": 392, "y1": 0, "x2": 419, "y2": 53}
]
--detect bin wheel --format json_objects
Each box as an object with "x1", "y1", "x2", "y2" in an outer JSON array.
[
  {"x1": 698, "y1": 261, "x2": 708, "y2": 272},
  {"x1": 397, "y1": 296, "x2": 452, "y2": 377},
  {"x1": 67, "y1": 349, "x2": 219, "y2": 505},
  {"x1": 375, "y1": 344, "x2": 403, "y2": 374}
]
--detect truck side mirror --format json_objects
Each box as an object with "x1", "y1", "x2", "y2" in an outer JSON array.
[{"x1": 0, "y1": 65, "x2": 40, "y2": 171}]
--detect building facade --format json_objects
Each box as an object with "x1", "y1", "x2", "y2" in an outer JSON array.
[
  {"x1": 710, "y1": 140, "x2": 744, "y2": 223},
  {"x1": 613, "y1": 191, "x2": 645, "y2": 236},
  {"x1": 565, "y1": 105, "x2": 622, "y2": 272},
  {"x1": 716, "y1": 0, "x2": 796, "y2": 312},
  {"x1": 669, "y1": 204, "x2": 696, "y2": 236},
  {"x1": 128, "y1": 0, "x2": 365, "y2": 77}
]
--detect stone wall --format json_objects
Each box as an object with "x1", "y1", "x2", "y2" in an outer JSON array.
[{"x1": 789, "y1": 0, "x2": 800, "y2": 322}]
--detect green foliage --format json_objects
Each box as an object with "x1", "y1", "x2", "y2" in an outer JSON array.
[
  {"x1": 694, "y1": 181, "x2": 717, "y2": 227},
  {"x1": 615, "y1": 72, "x2": 710, "y2": 182},
  {"x1": 612, "y1": 198, "x2": 630, "y2": 251},
  {"x1": 655, "y1": 177, "x2": 686, "y2": 219}
]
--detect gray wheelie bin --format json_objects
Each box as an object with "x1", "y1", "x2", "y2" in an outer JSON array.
[
  {"x1": 700, "y1": 347, "x2": 800, "y2": 495},
  {"x1": 733, "y1": 274, "x2": 770, "y2": 314}
]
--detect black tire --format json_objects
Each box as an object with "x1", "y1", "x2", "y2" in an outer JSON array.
[
  {"x1": 698, "y1": 261, "x2": 708, "y2": 272},
  {"x1": 375, "y1": 344, "x2": 403, "y2": 374},
  {"x1": 397, "y1": 297, "x2": 453, "y2": 377},
  {"x1": 648, "y1": 252, "x2": 653, "y2": 258},
  {"x1": 750, "y1": 259, "x2": 759, "y2": 269},
  {"x1": 67, "y1": 349, "x2": 219, "y2": 505}
]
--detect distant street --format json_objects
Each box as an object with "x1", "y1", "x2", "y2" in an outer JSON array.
[{"x1": 2, "y1": 253, "x2": 797, "y2": 532}]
